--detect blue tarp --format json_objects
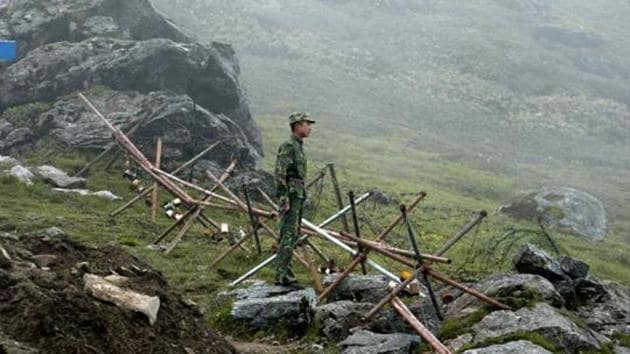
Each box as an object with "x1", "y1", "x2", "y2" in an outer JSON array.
[{"x1": 0, "y1": 40, "x2": 17, "y2": 61}]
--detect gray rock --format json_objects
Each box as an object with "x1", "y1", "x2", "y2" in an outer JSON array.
[
  {"x1": 322, "y1": 274, "x2": 389, "y2": 303},
  {"x1": 366, "y1": 299, "x2": 441, "y2": 336},
  {"x1": 0, "y1": 120, "x2": 12, "y2": 136},
  {"x1": 228, "y1": 282, "x2": 317, "y2": 331},
  {"x1": 0, "y1": 154, "x2": 18, "y2": 166},
  {"x1": 0, "y1": 37, "x2": 262, "y2": 155},
  {"x1": 314, "y1": 301, "x2": 373, "y2": 341},
  {"x1": 35, "y1": 165, "x2": 86, "y2": 189},
  {"x1": 339, "y1": 330, "x2": 421, "y2": 354},
  {"x1": 80, "y1": 16, "x2": 120, "y2": 37},
  {"x1": 512, "y1": 244, "x2": 568, "y2": 281},
  {"x1": 0, "y1": 128, "x2": 35, "y2": 155},
  {"x1": 472, "y1": 303, "x2": 602, "y2": 353},
  {"x1": 44, "y1": 227, "x2": 65, "y2": 238},
  {"x1": 41, "y1": 89, "x2": 260, "y2": 168},
  {"x1": 226, "y1": 169, "x2": 275, "y2": 203},
  {"x1": 558, "y1": 256, "x2": 589, "y2": 279},
  {"x1": 0, "y1": 245, "x2": 11, "y2": 269},
  {"x1": 446, "y1": 333, "x2": 474, "y2": 353},
  {"x1": 8, "y1": 165, "x2": 35, "y2": 185},
  {"x1": 615, "y1": 346, "x2": 630, "y2": 354},
  {"x1": 462, "y1": 340, "x2": 552, "y2": 354},
  {"x1": 574, "y1": 279, "x2": 630, "y2": 337},
  {"x1": 0, "y1": 0, "x2": 190, "y2": 60},
  {"x1": 499, "y1": 186, "x2": 607, "y2": 240},
  {"x1": 445, "y1": 273, "x2": 564, "y2": 317}
]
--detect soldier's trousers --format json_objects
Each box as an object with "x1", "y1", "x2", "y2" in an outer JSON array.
[{"x1": 275, "y1": 194, "x2": 304, "y2": 283}]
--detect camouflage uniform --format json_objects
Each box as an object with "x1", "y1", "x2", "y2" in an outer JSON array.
[{"x1": 274, "y1": 112, "x2": 315, "y2": 285}]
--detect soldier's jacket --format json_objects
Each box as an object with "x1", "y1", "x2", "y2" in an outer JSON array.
[{"x1": 275, "y1": 135, "x2": 307, "y2": 203}]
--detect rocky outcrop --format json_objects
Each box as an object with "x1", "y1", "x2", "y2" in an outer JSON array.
[
  {"x1": 0, "y1": 0, "x2": 263, "y2": 170},
  {"x1": 499, "y1": 186, "x2": 607, "y2": 240},
  {"x1": 512, "y1": 244, "x2": 569, "y2": 281},
  {"x1": 0, "y1": 0, "x2": 190, "y2": 60},
  {"x1": 314, "y1": 301, "x2": 373, "y2": 341}
]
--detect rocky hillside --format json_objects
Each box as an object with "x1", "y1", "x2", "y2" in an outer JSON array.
[{"x1": 0, "y1": 0, "x2": 262, "y2": 170}]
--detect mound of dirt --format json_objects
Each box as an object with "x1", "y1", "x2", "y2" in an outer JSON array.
[{"x1": 0, "y1": 230, "x2": 235, "y2": 354}]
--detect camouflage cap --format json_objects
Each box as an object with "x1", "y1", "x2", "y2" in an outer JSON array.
[{"x1": 288, "y1": 112, "x2": 315, "y2": 124}]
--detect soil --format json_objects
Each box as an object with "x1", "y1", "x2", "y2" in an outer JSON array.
[{"x1": 0, "y1": 231, "x2": 236, "y2": 354}]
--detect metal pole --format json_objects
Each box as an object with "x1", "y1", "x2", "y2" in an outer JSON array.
[
  {"x1": 229, "y1": 192, "x2": 371, "y2": 287},
  {"x1": 401, "y1": 204, "x2": 442, "y2": 320},
  {"x1": 243, "y1": 185, "x2": 262, "y2": 254},
  {"x1": 349, "y1": 190, "x2": 367, "y2": 275},
  {"x1": 327, "y1": 163, "x2": 350, "y2": 232}
]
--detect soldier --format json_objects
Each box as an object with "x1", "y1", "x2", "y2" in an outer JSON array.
[{"x1": 274, "y1": 112, "x2": 315, "y2": 286}]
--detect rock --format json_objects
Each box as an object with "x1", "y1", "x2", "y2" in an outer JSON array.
[
  {"x1": 322, "y1": 274, "x2": 389, "y2": 303},
  {"x1": 371, "y1": 190, "x2": 396, "y2": 205},
  {"x1": 339, "y1": 330, "x2": 421, "y2": 354},
  {"x1": 0, "y1": 0, "x2": 190, "y2": 60},
  {"x1": 314, "y1": 301, "x2": 373, "y2": 341},
  {"x1": 574, "y1": 279, "x2": 630, "y2": 337},
  {"x1": 446, "y1": 333, "x2": 474, "y2": 353},
  {"x1": 0, "y1": 37, "x2": 262, "y2": 155},
  {"x1": 227, "y1": 282, "x2": 317, "y2": 331},
  {"x1": 558, "y1": 256, "x2": 589, "y2": 279},
  {"x1": 0, "y1": 232, "x2": 19, "y2": 241},
  {"x1": 445, "y1": 273, "x2": 564, "y2": 317},
  {"x1": 471, "y1": 303, "x2": 602, "y2": 352},
  {"x1": 52, "y1": 188, "x2": 121, "y2": 200},
  {"x1": 40, "y1": 89, "x2": 260, "y2": 168},
  {"x1": 615, "y1": 346, "x2": 630, "y2": 354},
  {"x1": 8, "y1": 165, "x2": 35, "y2": 185},
  {"x1": 462, "y1": 340, "x2": 552, "y2": 354},
  {"x1": 366, "y1": 299, "x2": 441, "y2": 336},
  {"x1": 83, "y1": 273, "x2": 161, "y2": 325},
  {"x1": 32, "y1": 254, "x2": 58, "y2": 268},
  {"x1": 35, "y1": 166, "x2": 86, "y2": 189},
  {"x1": 499, "y1": 187, "x2": 607, "y2": 241},
  {"x1": 104, "y1": 274, "x2": 130, "y2": 287},
  {"x1": 0, "y1": 128, "x2": 35, "y2": 155},
  {"x1": 44, "y1": 227, "x2": 65, "y2": 238},
  {"x1": 0, "y1": 154, "x2": 18, "y2": 166},
  {"x1": 512, "y1": 244, "x2": 567, "y2": 281}
]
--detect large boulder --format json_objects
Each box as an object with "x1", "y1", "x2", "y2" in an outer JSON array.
[
  {"x1": 222, "y1": 281, "x2": 317, "y2": 332},
  {"x1": 366, "y1": 299, "x2": 441, "y2": 336},
  {"x1": 339, "y1": 330, "x2": 422, "y2": 354},
  {"x1": 499, "y1": 186, "x2": 607, "y2": 240},
  {"x1": 445, "y1": 273, "x2": 564, "y2": 318},
  {"x1": 462, "y1": 340, "x2": 552, "y2": 354},
  {"x1": 8, "y1": 165, "x2": 35, "y2": 185},
  {"x1": 39, "y1": 89, "x2": 260, "y2": 167},
  {"x1": 471, "y1": 303, "x2": 603, "y2": 353},
  {"x1": 0, "y1": 0, "x2": 190, "y2": 60},
  {"x1": 0, "y1": 37, "x2": 262, "y2": 154},
  {"x1": 322, "y1": 274, "x2": 390, "y2": 304}
]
